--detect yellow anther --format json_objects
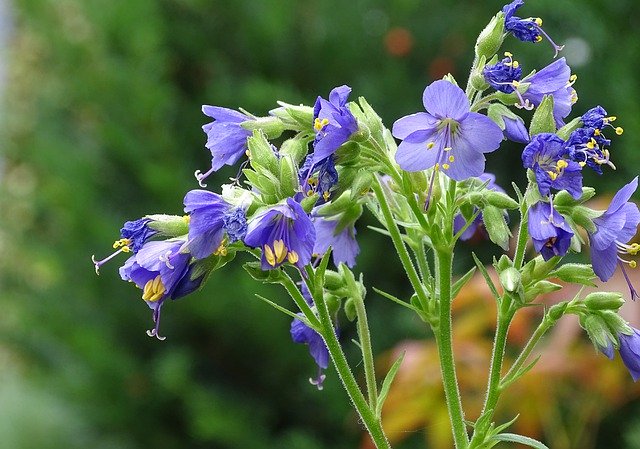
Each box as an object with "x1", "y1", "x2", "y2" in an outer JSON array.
[
  {"x1": 535, "y1": 35, "x2": 543, "y2": 43},
  {"x1": 547, "y1": 170, "x2": 558, "y2": 181},
  {"x1": 122, "y1": 246, "x2": 131, "y2": 253},
  {"x1": 314, "y1": 117, "x2": 330, "y2": 131},
  {"x1": 264, "y1": 244, "x2": 276, "y2": 266},
  {"x1": 442, "y1": 163, "x2": 450, "y2": 170},
  {"x1": 113, "y1": 238, "x2": 131, "y2": 249},
  {"x1": 586, "y1": 139, "x2": 596, "y2": 149},
  {"x1": 287, "y1": 251, "x2": 299, "y2": 264},
  {"x1": 606, "y1": 116, "x2": 617, "y2": 122},
  {"x1": 142, "y1": 275, "x2": 165, "y2": 302},
  {"x1": 448, "y1": 155, "x2": 455, "y2": 162},
  {"x1": 569, "y1": 74, "x2": 577, "y2": 83},
  {"x1": 504, "y1": 51, "x2": 513, "y2": 57},
  {"x1": 512, "y1": 61, "x2": 520, "y2": 68},
  {"x1": 245, "y1": 149, "x2": 251, "y2": 158},
  {"x1": 631, "y1": 260, "x2": 637, "y2": 269},
  {"x1": 616, "y1": 127, "x2": 624, "y2": 135},
  {"x1": 629, "y1": 243, "x2": 640, "y2": 255},
  {"x1": 444, "y1": 147, "x2": 452, "y2": 152},
  {"x1": 579, "y1": 161, "x2": 586, "y2": 167},
  {"x1": 323, "y1": 191, "x2": 330, "y2": 201},
  {"x1": 594, "y1": 129, "x2": 601, "y2": 136},
  {"x1": 512, "y1": 80, "x2": 520, "y2": 87},
  {"x1": 306, "y1": 190, "x2": 314, "y2": 197},
  {"x1": 214, "y1": 238, "x2": 228, "y2": 256},
  {"x1": 556, "y1": 159, "x2": 568, "y2": 170},
  {"x1": 434, "y1": 163, "x2": 440, "y2": 171},
  {"x1": 273, "y1": 239, "x2": 288, "y2": 264},
  {"x1": 534, "y1": 17, "x2": 543, "y2": 26},
  {"x1": 427, "y1": 142, "x2": 435, "y2": 149}
]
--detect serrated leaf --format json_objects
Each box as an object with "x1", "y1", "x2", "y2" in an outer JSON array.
[
  {"x1": 376, "y1": 351, "x2": 406, "y2": 418},
  {"x1": 491, "y1": 433, "x2": 549, "y2": 449}
]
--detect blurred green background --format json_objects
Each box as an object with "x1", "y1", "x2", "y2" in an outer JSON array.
[{"x1": 1, "y1": 0, "x2": 639, "y2": 448}]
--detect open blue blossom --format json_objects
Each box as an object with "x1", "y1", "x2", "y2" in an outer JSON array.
[
  {"x1": 522, "y1": 133, "x2": 583, "y2": 199},
  {"x1": 312, "y1": 85, "x2": 358, "y2": 163},
  {"x1": 298, "y1": 154, "x2": 339, "y2": 203},
  {"x1": 392, "y1": 79, "x2": 503, "y2": 181},
  {"x1": 312, "y1": 217, "x2": 359, "y2": 268},
  {"x1": 619, "y1": 327, "x2": 640, "y2": 381},
  {"x1": 521, "y1": 58, "x2": 576, "y2": 127},
  {"x1": 92, "y1": 217, "x2": 159, "y2": 274},
  {"x1": 183, "y1": 189, "x2": 247, "y2": 260},
  {"x1": 502, "y1": 0, "x2": 564, "y2": 56},
  {"x1": 589, "y1": 177, "x2": 640, "y2": 299},
  {"x1": 195, "y1": 105, "x2": 254, "y2": 187},
  {"x1": 120, "y1": 239, "x2": 202, "y2": 340},
  {"x1": 528, "y1": 201, "x2": 574, "y2": 261},
  {"x1": 244, "y1": 198, "x2": 316, "y2": 270},
  {"x1": 290, "y1": 283, "x2": 330, "y2": 390}
]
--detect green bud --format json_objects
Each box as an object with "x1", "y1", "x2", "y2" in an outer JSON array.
[
  {"x1": 146, "y1": 214, "x2": 189, "y2": 237},
  {"x1": 344, "y1": 297, "x2": 357, "y2": 321},
  {"x1": 469, "y1": 55, "x2": 489, "y2": 91},
  {"x1": 324, "y1": 270, "x2": 346, "y2": 292},
  {"x1": 569, "y1": 205, "x2": 600, "y2": 234},
  {"x1": 554, "y1": 187, "x2": 597, "y2": 206},
  {"x1": 300, "y1": 193, "x2": 319, "y2": 214},
  {"x1": 357, "y1": 97, "x2": 384, "y2": 140},
  {"x1": 582, "y1": 314, "x2": 616, "y2": 354},
  {"x1": 500, "y1": 267, "x2": 521, "y2": 293},
  {"x1": 550, "y1": 263, "x2": 596, "y2": 286},
  {"x1": 350, "y1": 171, "x2": 374, "y2": 200},
  {"x1": 248, "y1": 130, "x2": 278, "y2": 175},
  {"x1": 556, "y1": 116, "x2": 582, "y2": 141},
  {"x1": 408, "y1": 171, "x2": 429, "y2": 194},
  {"x1": 482, "y1": 205, "x2": 511, "y2": 250},
  {"x1": 474, "y1": 13, "x2": 506, "y2": 60},
  {"x1": 584, "y1": 292, "x2": 625, "y2": 311},
  {"x1": 459, "y1": 202, "x2": 477, "y2": 222},
  {"x1": 599, "y1": 310, "x2": 632, "y2": 335},
  {"x1": 279, "y1": 135, "x2": 311, "y2": 165},
  {"x1": 484, "y1": 191, "x2": 519, "y2": 210},
  {"x1": 278, "y1": 155, "x2": 298, "y2": 199},
  {"x1": 271, "y1": 102, "x2": 314, "y2": 130},
  {"x1": 530, "y1": 255, "x2": 561, "y2": 281},
  {"x1": 325, "y1": 294, "x2": 342, "y2": 317},
  {"x1": 525, "y1": 280, "x2": 562, "y2": 302},
  {"x1": 496, "y1": 254, "x2": 512, "y2": 272},
  {"x1": 547, "y1": 301, "x2": 569, "y2": 321},
  {"x1": 240, "y1": 116, "x2": 285, "y2": 139},
  {"x1": 529, "y1": 95, "x2": 556, "y2": 136},
  {"x1": 467, "y1": 191, "x2": 485, "y2": 207}
]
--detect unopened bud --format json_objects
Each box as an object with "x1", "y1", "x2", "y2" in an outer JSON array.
[
  {"x1": 584, "y1": 292, "x2": 625, "y2": 311},
  {"x1": 475, "y1": 13, "x2": 506, "y2": 60},
  {"x1": 500, "y1": 267, "x2": 521, "y2": 293}
]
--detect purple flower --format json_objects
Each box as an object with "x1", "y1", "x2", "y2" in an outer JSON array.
[
  {"x1": 483, "y1": 54, "x2": 522, "y2": 94},
  {"x1": 589, "y1": 177, "x2": 640, "y2": 299},
  {"x1": 120, "y1": 239, "x2": 202, "y2": 340},
  {"x1": 195, "y1": 106, "x2": 253, "y2": 186},
  {"x1": 312, "y1": 85, "x2": 358, "y2": 163},
  {"x1": 522, "y1": 133, "x2": 583, "y2": 199},
  {"x1": 298, "y1": 154, "x2": 339, "y2": 203},
  {"x1": 312, "y1": 217, "x2": 359, "y2": 268},
  {"x1": 392, "y1": 80, "x2": 503, "y2": 181},
  {"x1": 521, "y1": 58, "x2": 576, "y2": 127},
  {"x1": 92, "y1": 217, "x2": 159, "y2": 274},
  {"x1": 528, "y1": 201, "x2": 574, "y2": 261},
  {"x1": 244, "y1": 198, "x2": 316, "y2": 270},
  {"x1": 503, "y1": 116, "x2": 530, "y2": 144},
  {"x1": 502, "y1": 0, "x2": 564, "y2": 56},
  {"x1": 183, "y1": 189, "x2": 247, "y2": 260},
  {"x1": 619, "y1": 327, "x2": 640, "y2": 381},
  {"x1": 290, "y1": 283, "x2": 330, "y2": 390}
]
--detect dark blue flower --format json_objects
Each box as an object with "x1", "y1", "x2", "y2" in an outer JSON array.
[
  {"x1": 589, "y1": 177, "x2": 640, "y2": 299},
  {"x1": 483, "y1": 53, "x2": 522, "y2": 94},
  {"x1": 195, "y1": 105, "x2": 254, "y2": 186},
  {"x1": 619, "y1": 327, "x2": 640, "y2": 381},
  {"x1": 244, "y1": 198, "x2": 316, "y2": 270},
  {"x1": 312, "y1": 85, "x2": 358, "y2": 163},
  {"x1": 502, "y1": 0, "x2": 564, "y2": 56},
  {"x1": 223, "y1": 207, "x2": 248, "y2": 243},
  {"x1": 298, "y1": 154, "x2": 339, "y2": 203},
  {"x1": 392, "y1": 80, "x2": 503, "y2": 181},
  {"x1": 290, "y1": 283, "x2": 331, "y2": 390},
  {"x1": 522, "y1": 133, "x2": 583, "y2": 199},
  {"x1": 528, "y1": 201, "x2": 574, "y2": 261},
  {"x1": 312, "y1": 217, "x2": 359, "y2": 268},
  {"x1": 120, "y1": 239, "x2": 201, "y2": 339}
]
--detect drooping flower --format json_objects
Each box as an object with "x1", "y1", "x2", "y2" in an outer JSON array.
[
  {"x1": 521, "y1": 58, "x2": 577, "y2": 127},
  {"x1": 312, "y1": 217, "x2": 359, "y2": 268},
  {"x1": 528, "y1": 201, "x2": 574, "y2": 261},
  {"x1": 195, "y1": 105, "x2": 254, "y2": 186},
  {"x1": 92, "y1": 217, "x2": 160, "y2": 274},
  {"x1": 244, "y1": 198, "x2": 316, "y2": 270},
  {"x1": 120, "y1": 239, "x2": 202, "y2": 340},
  {"x1": 522, "y1": 133, "x2": 583, "y2": 199},
  {"x1": 298, "y1": 154, "x2": 339, "y2": 203},
  {"x1": 619, "y1": 327, "x2": 640, "y2": 381},
  {"x1": 503, "y1": 116, "x2": 529, "y2": 143},
  {"x1": 392, "y1": 79, "x2": 503, "y2": 181},
  {"x1": 502, "y1": 0, "x2": 564, "y2": 56},
  {"x1": 453, "y1": 173, "x2": 505, "y2": 241},
  {"x1": 312, "y1": 85, "x2": 358, "y2": 163},
  {"x1": 483, "y1": 53, "x2": 523, "y2": 94},
  {"x1": 589, "y1": 177, "x2": 640, "y2": 299},
  {"x1": 290, "y1": 283, "x2": 330, "y2": 390}
]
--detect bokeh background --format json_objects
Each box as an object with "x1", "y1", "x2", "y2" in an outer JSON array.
[{"x1": 1, "y1": 0, "x2": 639, "y2": 448}]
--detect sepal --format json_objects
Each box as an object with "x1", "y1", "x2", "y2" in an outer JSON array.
[
  {"x1": 474, "y1": 13, "x2": 505, "y2": 61},
  {"x1": 529, "y1": 95, "x2": 556, "y2": 136}
]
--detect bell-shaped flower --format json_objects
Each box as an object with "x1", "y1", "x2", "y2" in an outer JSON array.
[
  {"x1": 312, "y1": 217, "x2": 359, "y2": 268},
  {"x1": 312, "y1": 85, "x2": 358, "y2": 163},
  {"x1": 502, "y1": 0, "x2": 564, "y2": 56},
  {"x1": 528, "y1": 201, "x2": 574, "y2": 261},
  {"x1": 522, "y1": 133, "x2": 583, "y2": 199},
  {"x1": 244, "y1": 198, "x2": 316, "y2": 270},
  {"x1": 392, "y1": 79, "x2": 503, "y2": 181},
  {"x1": 589, "y1": 177, "x2": 640, "y2": 299},
  {"x1": 298, "y1": 154, "x2": 339, "y2": 203}
]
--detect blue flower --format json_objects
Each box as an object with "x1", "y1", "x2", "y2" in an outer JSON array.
[
  {"x1": 589, "y1": 177, "x2": 640, "y2": 299},
  {"x1": 502, "y1": 0, "x2": 564, "y2": 56},
  {"x1": 528, "y1": 201, "x2": 574, "y2": 261},
  {"x1": 312, "y1": 217, "x2": 359, "y2": 268},
  {"x1": 503, "y1": 116, "x2": 529, "y2": 144},
  {"x1": 244, "y1": 198, "x2": 316, "y2": 270},
  {"x1": 120, "y1": 240, "x2": 202, "y2": 339},
  {"x1": 522, "y1": 133, "x2": 583, "y2": 199},
  {"x1": 392, "y1": 80, "x2": 503, "y2": 181},
  {"x1": 92, "y1": 217, "x2": 159, "y2": 274},
  {"x1": 290, "y1": 283, "x2": 331, "y2": 390},
  {"x1": 195, "y1": 105, "x2": 254, "y2": 186},
  {"x1": 312, "y1": 85, "x2": 358, "y2": 163},
  {"x1": 619, "y1": 327, "x2": 640, "y2": 381},
  {"x1": 298, "y1": 154, "x2": 339, "y2": 203},
  {"x1": 483, "y1": 53, "x2": 523, "y2": 94}
]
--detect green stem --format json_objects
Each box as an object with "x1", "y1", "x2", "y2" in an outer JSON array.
[
  {"x1": 435, "y1": 248, "x2": 469, "y2": 449},
  {"x1": 415, "y1": 240, "x2": 432, "y2": 283},
  {"x1": 513, "y1": 202, "x2": 529, "y2": 269},
  {"x1": 312, "y1": 280, "x2": 391, "y2": 449},
  {"x1": 280, "y1": 273, "x2": 321, "y2": 328}
]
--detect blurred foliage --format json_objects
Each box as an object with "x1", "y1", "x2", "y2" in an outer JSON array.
[{"x1": 1, "y1": 0, "x2": 639, "y2": 448}]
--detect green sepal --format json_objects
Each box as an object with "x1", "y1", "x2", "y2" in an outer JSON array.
[
  {"x1": 279, "y1": 134, "x2": 311, "y2": 165},
  {"x1": 240, "y1": 116, "x2": 285, "y2": 139},
  {"x1": 474, "y1": 12, "x2": 505, "y2": 61},
  {"x1": 300, "y1": 193, "x2": 319, "y2": 214},
  {"x1": 525, "y1": 280, "x2": 562, "y2": 302},
  {"x1": 529, "y1": 95, "x2": 556, "y2": 136},
  {"x1": 568, "y1": 205, "x2": 600, "y2": 234},
  {"x1": 500, "y1": 267, "x2": 522, "y2": 293},
  {"x1": 356, "y1": 96, "x2": 385, "y2": 143},
  {"x1": 484, "y1": 190, "x2": 519, "y2": 210},
  {"x1": 247, "y1": 129, "x2": 279, "y2": 175},
  {"x1": 470, "y1": 55, "x2": 489, "y2": 91},
  {"x1": 146, "y1": 214, "x2": 189, "y2": 237},
  {"x1": 344, "y1": 297, "x2": 356, "y2": 321},
  {"x1": 334, "y1": 140, "x2": 361, "y2": 166},
  {"x1": 556, "y1": 116, "x2": 583, "y2": 140},
  {"x1": 482, "y1": 205, "x2": 511, "y2": 250},
  {"x1": 584, "y1": 292, "x2": 625, "y2": 311},
  {"x1": 271, "y1": 101, "x2": 314, "y2": 131},
  {"x1": 242, "y1": 261, "x2": 286, "y2": 284},
  {"x1": 549, "y1": 263, "x2": 596, "y2": 286},
  {"x1": 554, "y1": 187, "x2": 597, "y2": 206},
  {"x1": 278, "y1": 155, "x2": 298, "y2": 199},
  {"x1": 350, "y1": 171, "x2": 374, "y2": 200},
  {"x1": 582, "y1": 313, "x2": 617, "y2": 353}
]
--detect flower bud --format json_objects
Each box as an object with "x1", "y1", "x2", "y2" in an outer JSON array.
[
  {"x1": 548, "y1": 301, "x2": 569, "y2": 321},
  {"x1": 484, "y1": 191, "x2": 519, "y2": 210},
  {"x1": 569, "y1": 205, "x2": 599, "y2": 234},
  {"x1": 482, "y1": 205, "x2": 511, "y2": 250},
  {"x1": 553, "y1": 187, "x2": 596, "y2": 207},
  {"x1": 529, "y1": 95, "x2": 556, "y2": 136},
  {"x1": 145, "y1": 214, "x2": 190, "y2": 237},
  {"x1": 247, "y1": 130, "x2": 279, "y2": 175},
  {"x1": 525, "y1": 280, "x2": 562, "y2": 302},
  {"x1": 550, "y1": 263, "x2": 595, "y2": 286},
  {"x1": 350, "y1": 171, "x2": 374, "y2": 200},
  {"x1": 582, "y1": 314, "x2": 617, "y2": 355},
  {"x1": 278, "y1": 155, "x2": 298, "y2": 199},
  {"x1": 474, "y1": 13, "x2": 506, "y2": 61},
  {"x1": 241, "y1": 116, "x2": 285, "y2": 139},
  {"x1": 279, "y1": 135, "x2": 311, "y2": 165},
  {"x1": 270, "y1": 102, "x2": 314, "y2": 130},
  {"x1": 500, "y1": 267, "x2": 522, "y2": 293},
  {"x1": 584, "y1": 292, "x2": 625, "y2": 311}
]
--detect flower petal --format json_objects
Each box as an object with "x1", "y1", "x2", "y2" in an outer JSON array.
[
  {"x1": 392, "y1": 112, "x2": 438, "y2": 139},
  {"x1": 395, "y1": 130, "x2": 441, "y2": 172},
  {"x1": 457, "y1": 112, "x2": 504, "y2": 154},
  {"x1": 422, "y1": 80, "x2": 469, "y2": 121},
  {"x1": 590, "y1": 244, "x2": 618, "y2": 282}
]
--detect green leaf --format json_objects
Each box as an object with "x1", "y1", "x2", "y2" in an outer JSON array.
[
  {"x1": 452, "y1": 266, "x2": 476, "y2": 300},
  {"x1": 529, "y1": 95, "x2": 556, "y2": 136},
  {"x1": 372, "y1": 286, "x2": 420, "y2": 313},
  {"x1": 492, "y1": 433, "x2": 549, "y2": 449},
  {"x1": 472, "y1": 252, "x2": 500, "y2": 300},
  {"x1": 375, "y1": 351, "x2": 405, "y2": 418},
  {"x1": 253, "y1": 294, "x2": 310, "y2": 324}
]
